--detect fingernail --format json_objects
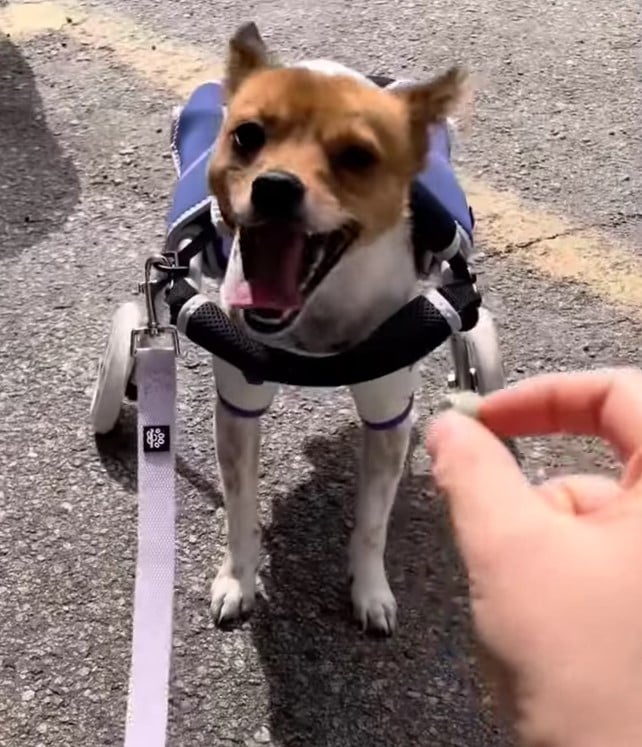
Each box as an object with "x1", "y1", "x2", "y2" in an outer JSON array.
[{"x1": 443, "y1": 391, "x2": 483, "y2": 419}]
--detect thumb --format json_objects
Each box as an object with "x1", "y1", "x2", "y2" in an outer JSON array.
[{"x1": 426, "y1": 410, "x2": 543, "y2": 565}]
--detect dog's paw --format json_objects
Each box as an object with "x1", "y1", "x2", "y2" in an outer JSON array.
[
  {"x1": 210, "y1": 563, "x2": 256, "y2": 625},
  {"x1": 350, "y1": 561, "x2": 397, "y2": 636}
]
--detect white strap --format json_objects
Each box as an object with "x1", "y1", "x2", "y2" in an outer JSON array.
[
  {"x1": 124, "y1": 345, "x2": 177, "y2": 747},
  {"x1": 176, "y1": 293, "x2": 210, "y2": 333},
  {"x1": 425, "y1": 288, "x2": 462, "y2": 333}
]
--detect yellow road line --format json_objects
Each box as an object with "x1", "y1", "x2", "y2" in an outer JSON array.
[
  {"x1": 1, "y1": 0, "x2": 223, "y2": 96},
  {"x1": 462, "y1": 178, "x2": 642, "y2": 308},
  {"x1": 1, "y1": 1, "x2": 67, "y2": 35},
  {"x1": 3, "y1": 1, "x2": 641, "y2": 311}
]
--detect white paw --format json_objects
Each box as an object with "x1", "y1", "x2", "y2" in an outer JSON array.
[
  {"x1": 210, "y1": 560, "x2": 256, "y2": 625},
  {"x1": 350, "y1": 556, "x2": 397, "y2": 635}
]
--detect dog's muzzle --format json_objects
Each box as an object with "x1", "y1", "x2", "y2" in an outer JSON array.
[{"x1": 220, "y1": 170, "x2": 360, "y2": 335}]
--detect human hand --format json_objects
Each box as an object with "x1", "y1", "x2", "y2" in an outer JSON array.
[{"x1": 426, "y1": 368, "x2": 642, "y2": 747}]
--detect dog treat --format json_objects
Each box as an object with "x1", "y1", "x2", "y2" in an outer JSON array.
[
  {"x1": 438, "y1": 391, "x2": 523, "y2": 463},
  {"x1": 440, "y1": 391, "x2": 523, "y2": 463},
  {"x1": 439, "y1": 390, "x2": 483, "y2": 419}
]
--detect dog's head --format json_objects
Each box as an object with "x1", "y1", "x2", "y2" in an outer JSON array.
[{"x1": 209, "y1": 23, "x2": 466, "y2": 352}]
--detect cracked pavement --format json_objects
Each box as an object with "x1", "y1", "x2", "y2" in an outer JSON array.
[{"x1": 0, "y1": 1, "x2": 640, "y2": 746}]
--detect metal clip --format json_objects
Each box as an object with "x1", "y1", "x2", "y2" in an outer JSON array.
[{"x1": 130, "y1": 254, "x2": 181, "y2": 356}]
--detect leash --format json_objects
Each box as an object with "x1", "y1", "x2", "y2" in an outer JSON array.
[{"x1": 124, "y1": 257, "x2": 181, "y2": 747}]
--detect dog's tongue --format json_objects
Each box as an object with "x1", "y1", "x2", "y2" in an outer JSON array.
[{"x1": 224, "y1": 224, "x2": 304, "y2": 310}]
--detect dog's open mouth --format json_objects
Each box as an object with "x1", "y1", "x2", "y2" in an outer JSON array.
[{"x1": 223, "y1": 221, "x2": 359, "y2": 334}]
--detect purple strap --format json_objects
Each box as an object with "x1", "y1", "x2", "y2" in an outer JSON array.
[{"x1": 362, "y1": 396, "x2": 414, "y2": 430}]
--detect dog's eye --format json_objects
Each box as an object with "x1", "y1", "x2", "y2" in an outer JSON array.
[
  {"x1": 232, "y1": 121, "x2": 266, "y2": 156},
  {"x1": 333, "y1": 144, "x2": 378, "y2": 172}
]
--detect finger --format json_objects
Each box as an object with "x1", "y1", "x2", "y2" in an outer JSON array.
[
  {"x1": 621, "y1": 448, "x2": 642, "y2": 491},
  {"x1": 426, "y1": 411, "x2": 544, "y2": 564},
  {"x1": 537, "y1": 474, "x2": 622, "y2": 514},
  {"x1": 478, "y1": 368, "x2": 642, "y2": 460}
]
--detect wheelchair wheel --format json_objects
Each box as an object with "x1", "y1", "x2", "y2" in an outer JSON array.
[
  {"x1": 448, "y1": 307, "x2": 520, "y2": 460},
  {"x1": 89, "y1": 301, "x2": 143, "y2": 434},
  {"x1": 449, "y1": 306, "x2": 507, "y2": 395}
]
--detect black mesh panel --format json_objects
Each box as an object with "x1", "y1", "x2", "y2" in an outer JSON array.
[{"x1": 184, "y1": 289, "x2": 480, "y2": 387}]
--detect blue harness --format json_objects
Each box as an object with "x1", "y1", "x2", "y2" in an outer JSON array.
[{"x1": 165, "y1": 80, "x2": 474, "y2": 268}]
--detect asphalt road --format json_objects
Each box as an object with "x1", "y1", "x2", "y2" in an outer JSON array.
[{"x1": 0, "y1": 1, "x2": 640, "y2": 746}]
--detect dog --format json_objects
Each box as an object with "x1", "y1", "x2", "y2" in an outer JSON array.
[{"x1": 205, "y1": 22, "x2": 467, "y2": 635}]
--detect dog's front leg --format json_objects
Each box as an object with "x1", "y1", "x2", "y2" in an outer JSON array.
[
  {"x1": 211, "y1": 400, "x2": 261, "y2": 624},
  {"x1": 349, "y1": 418, "x2": 411, "y2": 635},
  {"x1": 349, "y1": 368, "x2": 417, "y2": 635},
  {"x1": 210, "y1": 359, "x2": 277, "y2": 625}
]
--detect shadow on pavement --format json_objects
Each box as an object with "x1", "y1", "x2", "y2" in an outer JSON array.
[
  {"x1": 0, "y1": 10, "x2": 80, "y2": 258},
  {"x1": 251, "y1": 424, "x2": 509, "y2": 746}
]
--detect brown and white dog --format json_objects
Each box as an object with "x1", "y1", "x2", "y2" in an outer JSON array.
[{"x1": 205, "y1": 23, "x2": 466, "y2": 634}]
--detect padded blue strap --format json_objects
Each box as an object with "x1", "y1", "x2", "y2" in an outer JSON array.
[
  {"x1": 166, "y1": 82, "x2": 225, "y2": 243},
  {"x1": 420, "y1": 122, "x2": 474, "y2": 239}
]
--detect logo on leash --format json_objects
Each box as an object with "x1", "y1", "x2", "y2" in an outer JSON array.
[{"x1": 143, "y1": 425, "x2": 171, "y2": 453}]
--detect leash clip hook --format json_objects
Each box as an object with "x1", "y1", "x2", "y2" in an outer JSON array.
[{"x1": 130, "y1": 254, "x2": 181, "y2": 356}]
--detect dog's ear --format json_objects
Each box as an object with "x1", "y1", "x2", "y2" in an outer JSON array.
[
  {"x1": 392, "y1": 66, "x2": 467, "y2": 166},
  {"x1": 226, "y1": 22, "x2": 273, "y2": 97}
]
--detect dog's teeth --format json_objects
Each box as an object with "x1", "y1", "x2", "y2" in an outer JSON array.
[
  {"x1": 299, "y1": 248, "x2": 325, "y2": 291},
  {"x1": 303, "y1": 249, "x2": 323, "y2": 286}
]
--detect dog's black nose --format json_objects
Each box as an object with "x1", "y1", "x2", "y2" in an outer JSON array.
[{"x1": 251, "y1": 170, "x2": 305, "y2": 219}]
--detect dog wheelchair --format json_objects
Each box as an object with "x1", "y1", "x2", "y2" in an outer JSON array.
[
  {"x1": 89, "y1": 78, "x2": 510, "y2": 434},
  {"x1": 88, "y1": 75, "x2": 514, "y2": 746}
]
